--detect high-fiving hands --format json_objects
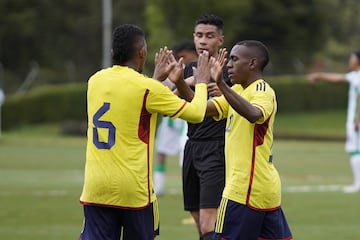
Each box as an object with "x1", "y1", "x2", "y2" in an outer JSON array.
[
  {"x1": 193, "y1": 48, "x2": 228, "y2": 85},
  {"x1": 153, "y1": 47, "x2": 184, "y2": 82},
  {"x1": 211, "y1": 48, "x2": 227, "y2": 83}
]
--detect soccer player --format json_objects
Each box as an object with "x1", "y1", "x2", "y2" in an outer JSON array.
[
  {"x1": 154, "y1": 40, "x2": 198, "y2": 196},
  {"x1": 173, "y1": 41, "x2": 293, "y2": 239},
  {"x1": 308, "y1": 51, "x2": 360, "y2": 193},
  {"x1": 79, "y1": 24, "x2": 212, "y2": 240},
  {"x1": 179, "y1": 14, "x2": 232, "y2": 240}
]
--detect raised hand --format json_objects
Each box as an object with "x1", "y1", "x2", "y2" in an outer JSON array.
[
  {"x1": 153, "y1": 47, "x2": 176, "y2": 81},
  {"x1": 193, "y1": 50, "x2": 211, "y2": 84},
  {"x1": 210, "y1": 48, "x2": 227, "y2": 83},
  {"x1": 168, "y1": 54, "x2": 184, "y2": 84}
]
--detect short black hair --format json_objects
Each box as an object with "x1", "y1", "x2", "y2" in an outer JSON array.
[
  {"x1": 112, "y1": 24, "x2": 145, "y2": 65},
  {"x1": 236, "y1": 40, "x2": 270, "y2": 71},
  {"x1": 195, "y1": 14, "x2": 224, "y2": 34},
  {"x1": 171, "y1": 40, "x2": 196, "y2": 55}
]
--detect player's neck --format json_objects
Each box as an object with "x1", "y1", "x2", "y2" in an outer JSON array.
[
  {"x1": 124, "y1": 60, "x2": 142, "y2": 73},
  {"x1": 241, "y1": 73, "x2": 263, "y2": 89}
]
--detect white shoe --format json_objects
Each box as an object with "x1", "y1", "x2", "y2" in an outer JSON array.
[{"x1": 343, "y1": 184, "x2": 360, "y2": 193}]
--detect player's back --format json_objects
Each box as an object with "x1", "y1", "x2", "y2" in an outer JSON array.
[{"x1": 83, "y1": 65, "x2": 162, "y2": 208}]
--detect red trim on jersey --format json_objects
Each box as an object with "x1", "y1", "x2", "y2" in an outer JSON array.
[
  {"x1": 170, "y1": 101, "x2": 187, "y2": 118},
  {"x1": 246, "y1": 118, "x2": 270, "y2": 207},
  {"x1": 138, "y1": 89, "x2": 151, "y2": 144},
  {"x1": 247, "y1": 204, "x2": 281, "y2": 212},
  {"x1": 138, "y1": 89, "x2": 152, "y2": 204},
  {"x1": 79, "y1": 200, "x2": 150, "y2": 210},
  {"x1": 146, "y1": 130, "x2": 151, "y2": 204}
]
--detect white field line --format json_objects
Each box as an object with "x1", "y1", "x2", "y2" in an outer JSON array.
[
  {"x1": 169, "y1": 184, "x2": 348, "y2": 195},
  {"x1": 283, "y1": 184, "x2": 344, "y2": 193},
  {"x1": 0, "y1": 189, "x2": 69, "y2": 197},
  {"x1": 0, "y1": 185, "x2": 350, "y2": 197}
]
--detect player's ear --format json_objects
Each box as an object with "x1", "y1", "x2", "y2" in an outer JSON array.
[
  {"x1": 139, "y1": 46, "x2": 146, "y2": 60},
  {"x1": 138, "y1": 38, "x2": 147, "y2": 60},
  {"x1": 249, "y1": 58, "x2": 257, "y2": 70},
  {"x1": 218, "y1": 35, "x2": 224, "y2": 46}
]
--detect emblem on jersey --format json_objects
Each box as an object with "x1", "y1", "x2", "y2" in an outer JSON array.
[{"x1": 255, "y1": 81, "x2": 266, "y2": 91}]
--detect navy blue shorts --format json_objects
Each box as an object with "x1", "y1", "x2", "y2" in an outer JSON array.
[
  {"x1": 214, "y1": 198, "x2": 292, "y2": 240},
  {"x1": 79, "y1": 201, "x2": 159, "y2": 240}
]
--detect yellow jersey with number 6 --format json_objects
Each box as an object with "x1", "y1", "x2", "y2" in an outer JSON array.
[{"x1": 80, "y1": 65, "x2": 207, "y2": 208}]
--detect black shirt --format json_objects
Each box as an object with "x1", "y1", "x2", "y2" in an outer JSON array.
[{"x1": 184, "y1": 61, "x2": 232, "y2": 140}]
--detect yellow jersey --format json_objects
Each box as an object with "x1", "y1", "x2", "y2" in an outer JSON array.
[
  {"x1": 211, "y1": 79, "x2": 280, "y2": 210},
  {"x1": 80, "y1": 65, "x2": 207, "y2": 208}
]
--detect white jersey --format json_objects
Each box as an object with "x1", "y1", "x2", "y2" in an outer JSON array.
[
  {"x1": 345, "y1": 70, "x2": 360, "y2": 152},
  {"x1": 156, "y1": 116, "x2": 187, "y2": 160}
]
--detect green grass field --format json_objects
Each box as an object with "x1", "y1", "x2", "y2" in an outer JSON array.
[{"x1": 0, "y1": 111, "x2": 359, "y2": 240}]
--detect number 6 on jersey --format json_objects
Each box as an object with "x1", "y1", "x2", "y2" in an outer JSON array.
[{"x1": 93, "y1": 102, "x2": 116, "y2": 149}]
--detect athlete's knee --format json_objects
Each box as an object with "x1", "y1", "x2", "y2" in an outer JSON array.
[{"x1": 199, "y1": 208, "x2": 217, "y2": 234}]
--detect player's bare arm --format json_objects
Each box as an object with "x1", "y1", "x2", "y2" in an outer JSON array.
[
  {"x1": 172, "y1": 76, "x2": 195, "y2": 97},
  {"x1": 209, "y1": 48, "x2": 262, "y2": 123},
  {"x1": 307, "y1": 72, "x2": 347, "y2": 83}
]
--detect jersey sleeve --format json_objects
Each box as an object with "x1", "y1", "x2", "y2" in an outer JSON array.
[
  {"x1": 250, "y1": 82, "x2": 276, "y2": 124},
  {"x1": 176, "y1": 84, "x2": 208, "y2": 122},
  {"x1": 146, "y1": 81, "x2": 208, "y2": 123},
  {"x1": 346, "y1": 71, "x2": 356, "y2": 83},
  {"x1": 346, "y1": 71, "x2": 360, "y2": 93}
]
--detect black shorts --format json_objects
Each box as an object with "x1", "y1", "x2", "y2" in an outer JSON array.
[{"x1": 182, "y1": 138, "x2": 225, "y2": 211}]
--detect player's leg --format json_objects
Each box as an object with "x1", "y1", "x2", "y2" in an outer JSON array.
[
  {"x1": 190, "y1": 211, "x2": 201, "y2": 235},
  {"x1": 199, "y1": 208, "x2": 217, "y2": 239},
  {"x1": 344, "y1": 152, "x2": 360, "y2": 193},
  {"x1": 196, "y1": 140, "x2": 225, "y2": 238},
  {"x1": 214, "y1": 198, "x2": 264, "y2": 239},
  {"x1": 122, "y1": 200, "x2": 159, "y2": 240},
  {"x1": 259, "y1": 207, "x2": 293, "y2": 240},
  {"x1": 344, "y1": 125, "x2": 360, "y2": 192},
  {"x1": 154, "y1": 152, "x2": 166, "y2": 196},
  {"x1": 79, "y1": 205, "x2": 121, "y2": 240},
  {"x1": 182, "y1": 140, "x2": 201, "y2": 234}
]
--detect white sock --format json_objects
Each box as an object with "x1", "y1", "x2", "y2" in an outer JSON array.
[
  {"x1": 350, "y1": 155, "x2": 360, "y2": 186},
  {"x1": 154, "y1": 171, "x2": 165, "y2": 195}
]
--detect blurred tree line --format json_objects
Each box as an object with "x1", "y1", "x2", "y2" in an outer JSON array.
[{"x1": 0, "y1": 0, "x2": 359, "y2": 93}]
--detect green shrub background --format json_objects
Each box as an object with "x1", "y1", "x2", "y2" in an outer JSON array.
[
  {"x1": 1, "y1": 76, "x2": 348, "y2": 130},
  {"x1": 2, "y1": 83, "x2": 87, "y2": 130}
]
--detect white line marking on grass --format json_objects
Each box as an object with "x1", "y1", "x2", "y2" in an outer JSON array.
[
  {"x1": 33, "y1": 190, "x2": 69, "y2": 196},
  {"x1": 283, "y1": 184, "x2": 344, "y2": 193},
  {"x1": 0, "y1": 190, "x2": 70, "y2": 197},
  {"x1": 166, "y1": 185, "x2": 347, "y2": 196}
]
